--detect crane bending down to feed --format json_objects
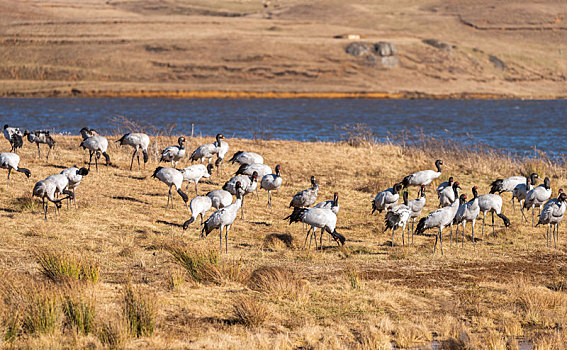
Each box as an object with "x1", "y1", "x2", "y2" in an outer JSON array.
[
  {"x1": 80, "y1": 134, "x2": 110, "y2": 171},
  {"x1": 372, "y1": 183, "x2": 402, "y2": 214},
  {"x1": 181, "y1": 164, "x2": 214, "y2": 195},
  {"x1": 116, "y1": 133, "x2": 150, "y2": 170},
  {"x1": 3, "y1": 125, "x2": 24, "y2": 153},
  {"x1": 415, "y1": 182, "x2": 461, "y2": 255},
  {"x1": 152, "y1": 167, "x2": 189, "y2": 209},
  {"x1": 478, "y1": 193, "x2": 511, "y2": 236},
  {"x1": 26, "y1": 130, "x2": 56, "y2": 161},
  {"x1": 512, "y1": 173, "x2": 538, "y2": 213},
  {"x1": 0, "y1": 152, "x2": 31, "y2": 184},
  {"x1": 183, "y1": 195, "x2": 213, "y2": 231},
  {"x1": 229, "y1": 151, "x2": 263, "y2": 166},
  {"x1": 60, "y1": 167, "x2": 89, "y2": 209},
  {"x1": 285, "y1": 206, "x2": 345, "y2": 250},
  {"x1": 33, "y1": 177, "x2": 72, "y2": 220},
  {"x1": 384, "y1": 191, "x2": 411, "y2": 247},
  {"x1": 190, "y1": 134, "x2": 224, "y2": 164},
  {"x1": 202, "y1": 182, "x2": 243, "y2": 253}
]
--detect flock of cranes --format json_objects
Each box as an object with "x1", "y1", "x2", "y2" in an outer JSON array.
[{"x1": 2, "y1": 124, "x2": 566, "y2": 255}]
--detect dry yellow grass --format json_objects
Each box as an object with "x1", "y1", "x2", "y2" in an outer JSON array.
[{"x1": 1, "y1": 134, "x2": 567, "y2": 348}]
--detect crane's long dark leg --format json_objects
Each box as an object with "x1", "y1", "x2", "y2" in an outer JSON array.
[
  {"x1": 73, "y1": 188, "x2": 78, "y2": 210},
  {"x1": 482, "y1": 213, "x2": 485, "y2": 238},
  {"x1": 241, "y1": 196, "x2": 245, "y2": 219},
  {"x1": 440, "y1": 227, "x2": 444, "y2": 255},
  {"x1": 450, "y1": 224, "x2": 453, "y2": 246},
  {"x1": 225, "y1": 225, "x2": 229, "y2": 253},
  {"x1": 167, "y1": 185, "x2": 172, "y2": 208},
  {"x1": 195, "y1": 181, "x2": 198, "y2": 195},
  {"x1": 303, "y1": 227, "x2": 312, "y2": 248},
  {"x1": 492, "y1": 212, "x2": 495, "y2": 236},
  {"x1": 511, "y1": 196, "x2": 515, "y2": 211},
  {"x1": 532, "y1": 207, "x2": 535, "y2": 228},
  {"x1": 553, "y1": 224, "x2": 557, "y2": 248},
  {"x1": 219, "y1": 226, "x2": 223, "y2": 253},
  {"x1": 36, "y1": 143, "x2": 41, "y2": 159},
  {"x1": 455, "y1": 225, "x2": 459, "y2": 245},
  {"x1": 94, "y1": 152, "x2": 99, "y2": 172},
  {"x1": 546, "y1": 225, "x2": 550, "y2": 247},
  {"x1": 320, "y1": 227, "x2": 324, "y2": 249},
  {"x1": 137, "y1": 150, "x2": 141, "y2": 170},
  {"x1": 462, "y1": 221, "x2": 467, "y2": 248},
  {"x1": 520, "y1": 205, "x2": 528, "y2": 222},
  {"x1": 433, "y1": 228, "x2": 439, "y2": 255},
  {"x1": 129, "y1": 149, "x2": 136, "y2": 171},
  {"x1": 43, "y1": 197, "x2": 47, "y2": 221},
  {"x1": 7, "y1": 168, "x2": 11, "y2": 185},
  {"x1": 46, "y1": 145, "x2": 53, "y2": 161}
]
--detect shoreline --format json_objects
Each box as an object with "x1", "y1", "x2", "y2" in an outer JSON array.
[{"x1": 2, "y1": 89, "x2": 566, "y2": 100}]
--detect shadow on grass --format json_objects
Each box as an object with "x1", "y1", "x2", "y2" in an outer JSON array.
[
  {"x1": 112, "y1": 196, "x2": 149, "y2": 204},
  {"x1": 156, "y1": 220, "x2": 183, "y2": 228},
  {"x1": 114, "y1": 174, "x2": 147, "y2": 181}
]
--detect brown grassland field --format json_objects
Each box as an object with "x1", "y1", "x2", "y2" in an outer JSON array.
[{"x1": 1, "y1": 131, "x2": 567, "y2": 349}]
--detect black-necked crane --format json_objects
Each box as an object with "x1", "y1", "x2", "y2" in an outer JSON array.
[
  {"x1": 0, "y1": 152, "x2": 31, "y2": 184},
  {"x1": 60, "y1": 167, "x2": 88, "y2": 209},
  {"x1": 190, "y1": 133, "x2": 224, "y2": 164},
  {"x1": 229, "y1": 151, "x2": 264, "y2": 166},
  {"x1": 523, "y1": 177, "x2": 552, "y2": 227},
  {"x1": 289, "y1": 175, "x2": 319, "y2": 208},
  {"x1": 407, "y1": 185, "x2": 427, "y2": 242},
  {"x1": 3, "y1": 125, "x2": 24, "y2": 153},
  {"x1": 116, "y1": 133, "x2": 150, "y2": 170},
  {"x1": 202, "y1": 181, "x2": 243, "y2": 253},
  {"x1": 512, "y1": 173, "x2": 538, "y2": 213},
  {"x1": 438, "y1": 179, "x2": 458, "y2": 207},
  {"x1": 80, "y1": 134, "x2": 110, "y2": 171},
  {"x1": 206, "y1": 189, "x2": 233, "y2": 209},
  {"x1": 454, "y1": 186, "x2": 481, "y2": 247},
  {"x1": 384, "y1": 191, "x2": 411, "y2": 246},
  {"x1": 151, "y1": 166, "x2": 189, "y2": 209},
  {"x1": 415, "y1": 182, "x2": 461, "y2": 255},
  {"x1": 402, "y1": 159, "x2": 443, "y2": 195},
  {"x1": 260, "y1": 164, "x2": 282, "y2": 210},
  {"x1": 45, "y1": 173, "x2": 75, "y2": 206},
  {"x1": 490, "y1": 175, "x2": 527, "y2": 195},
  {"x1": 478, "y1": 192, "x2": 511, "y2": 236},
  {"x1": 181, "y1": 164, "x2": 213, "y2": 195},
  {"x1": 436, "y1": 177, "x2": 454, "y2": 196},
  {"x1": 285, "y1": 206, "x2": 345, "y2": 250},
  {"x1": 314, "y1": 191, "x2": 340, "y2": 243},
  {"x1": 183, "y1": 195, "x2": 213, "y2": 231},
  {"x1": 160, "y1": 136, "x2": 186, "y2": 167},
  {"x1": 25, "y1": 130, "x2": 56, "y2": 161},
  {"x1": 537, "y1": 192, "x2": 567, "y2": 247},
  {"x1": 33, "y1": 177, "x2": 71, "y2": 220},
  {"x1": 214, "y1": 138, "x2": 229, "y2": 175},
  {"x1": 223, "y1": 171, "x2": 258, "y2": 219},
  {"x1": 372, "y1": 183, "x2": 402, "y2": 214}
]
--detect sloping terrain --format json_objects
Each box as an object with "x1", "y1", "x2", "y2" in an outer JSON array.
[{"x1": 0, "y1": 0, "x2": 565, "y2": 97}]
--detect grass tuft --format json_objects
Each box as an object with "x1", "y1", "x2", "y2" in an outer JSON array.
[
  {"x1": 345, "y1": 267, "x2": 364, "y2": 290},
  {"x1": 34, "y1": 249, "x2": 100, "y2": 283},
  {"x1": 62, "y1": 293, "x2": 96, "y2": 335},
  {"x1": 232, "y1": 296, "x2": 269, "y2": 328},
  {"x1": 165, "y1": 244, "x2": 248, "y2": 285},
  {"x1": 122, "y1": 284, "x2": 156, "y2": 338},
  {"x1": 22, "y1": 290, "x2": 60, "y2": 335},
  {"x1": 98, "y1": 320, "x2": 127, "y2": 349},
  {"x1": 247, "y1": 266, "x2": 307, "y2": 300}
]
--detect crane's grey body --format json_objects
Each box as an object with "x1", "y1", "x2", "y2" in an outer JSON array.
[
  {"x1": 33, "y1": 177, "x2": 71, "y2": 220},
  {"x1": 26, "y1": 130, "x2": 56, "y2": 160},
  {"x1": 190, "y1": 134, "x2": 224, "y2": 164},
  {"x1": 160, "y1": 137, "x2": 186, "y2": 167},
  {"x1": 223, "y1": 172, "x2": 257, "y2": 219},
  {"x1": 372, "y1": 183, "x2": 402, "y2": 214},
  {"x1": 80, "y1": 135, "x2": 110, "y2": 171},
  {"x1": 0, "y1": 152, "x2": 31, "y2": 184},
  {"x1": 236, "y1": 163, "x2": 272, "y2": 179},
  {"x1": 490, "y1": 175, "x2": 526, "y2": 194},
  {"x1": 478, "y1": 193, "x2": 510, "y2": 236},
  {"x1": 261, "y1": 165, "x2": 282, "y2": 210},
  {"x1": 202, "y1": 182, "x2": 242, "y2": 253},
  {"x1": 402, "y1": 160, "x2": 443, "y2": 191},
  {"x1": 438, "y1": 182, "x2": 457, "y2": 207},
  {"x1": 436, "y1": 177, "x2": 453, "y2": 196},
  {"x1": 454, "y1": 187, "x2": 481, "y2": 247},
  {"x1": 183, "y1": 195, "x2": 213, "y2": 230},
  {"x1": 3, "y1": 125, "x2": 24, "y2": 152},
  {"x1": 415, "y1": 182, "x2": 460, "y2": 255},
  {"x1": 181, "y1": 164, "x2": 213, "y2": 195},
  {"x1": 314, "y1": 193, "x2": 339, "y2": 215},
  {"x1": 286, "y1": 206, "x2": 346, "y2": 250},
  {"x1": 152, "y1": 166, "x2": 189, "y2": 209},
  {"x1": 117, "y1": 133, "x2": 150, "y2": 170},
  {"x1": 229, "y1": 151, "x2": 263, "y2": 166},
  {"x1": 512, "y1": 173, "x2": 538, "y2": 213},
  {"x1": 384, "y1": 191, "x2": 411, "y2": 246},
  {"x1": 407, "y1": 185, "x2": 427, "y2": 241},
  {"x1": 290, "y1": 176, "x2": 319, "y2": 208},
  {"x1": 537, "y1": 193, "x2": 567, "y2": 247},
  {"x1": 523, "y1": 177, "x2": 552, "y2": 227},
  {"x1": 206, "y1": 189, "x2": 233, "y2": 209},
  {"x1": 60, "y1": 167, "x2": 89, "y2": 209}
]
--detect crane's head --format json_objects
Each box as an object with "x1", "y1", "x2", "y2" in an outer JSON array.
[
  {"x1": 251, "y1": 171, "x2": 258, "y2": 181},
  {"x1": 449, "y1": 177, "x2": 454, "y2": 183},
  {"x1": 178, "y1": 136, "x2": 186, "y2": 145},
  {"x1": 217, "y1": 133, "x2": 224, "y2": 139},
  {"x1": 3, "y1": 124, "x2": 8, "y2": 130},
  {"x1": 78, "y1": 167, "x2": 89, "y2": 176}
]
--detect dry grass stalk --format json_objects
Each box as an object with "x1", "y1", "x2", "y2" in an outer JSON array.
[
  {"x1": 62, "y1": 293, "x2": 96, "y2": 335},
  {"x1": 98, "y1": 320, "x2": 127, "y2": 349},
  {"x1": 232, "y1": 296, "x2": 269, "y2": 328}
]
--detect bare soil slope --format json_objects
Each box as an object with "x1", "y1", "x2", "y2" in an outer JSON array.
[{"x1": 0, "y1": 0, "x2": 566, "y2": 97}]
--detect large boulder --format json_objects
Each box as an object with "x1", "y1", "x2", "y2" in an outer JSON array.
[
  {"x1": 373, "y1": 42, "x2": 398, "y2": 57},
  {"x1": 345, "y1": 42, "x2": 370, "y2": 57}
]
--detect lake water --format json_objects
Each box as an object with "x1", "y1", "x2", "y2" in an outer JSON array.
[{"x1": 1, "y1": 98, "x2": 566, "y2": 157}]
